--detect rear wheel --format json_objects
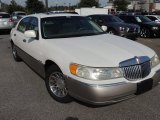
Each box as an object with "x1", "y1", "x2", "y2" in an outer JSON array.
[
  {"x1": 12, "y1": 44, "x2": 21, "y2": 62},
  {"x1": 45, "y1": 65, "x2": 72, "y2": 103},
  {"x1": 140, "y1": 28, "x2": 150, "y2": 38}
]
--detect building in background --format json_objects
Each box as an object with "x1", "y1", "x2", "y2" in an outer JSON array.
[
  {"x1": 128, "y1": 0, "x2": 141, "y2": 11},
  {"x1": 128, "y1": 0, "x2": 160, "y2": 12},
  {"x1": 103, "y1": 0, "x2": 116, "y2": 14},
  {"x1": 136, "y1": 0, "x2": 159, "y2": 12},
  {"x1": 105, "y1": 0, "x2": 160, "y2": 12}
]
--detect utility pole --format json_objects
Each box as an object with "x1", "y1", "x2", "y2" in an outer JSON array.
[
  {"x1": 0, "y1": 0, "x2": 2, "y2": 9},
  {"x1": 45, "y1": 0, "x2": 48, "y2": 12}
]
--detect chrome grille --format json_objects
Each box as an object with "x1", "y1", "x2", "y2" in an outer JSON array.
[
  {"x1": 128, "y1": 27, "x2": 139, "y2": 33},
  {"x1": 119, "y1": 56, "x2": 151, "y2": 81},
  {"x1": 121, "y1": 61, "x2": 151, "y2": 81}
]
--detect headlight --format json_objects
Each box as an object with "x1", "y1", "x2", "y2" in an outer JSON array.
[
  {"x1": 152, "y1": 27, "x2": 158, "y2": 30},
  {"x1": 151, "y1": 54, "x2": 160, "y2": 68},
  {"x1": 119, "y1": 27, "x2": 129, "y2": 32},
  {"x1": 119, "y1": 27, "x2": 125, "y2": 31},
  {"x1": 70, "y1": 64, "x2": 123, "y2": 80}
]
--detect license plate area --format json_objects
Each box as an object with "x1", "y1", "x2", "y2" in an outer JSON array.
[{"x1": 136, "y1": 79, "x2": 153, "y2": 95}]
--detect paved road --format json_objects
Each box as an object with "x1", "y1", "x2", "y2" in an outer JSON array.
[{"x1": 0, "y1": 35, "x2": 160, "y2": 120}]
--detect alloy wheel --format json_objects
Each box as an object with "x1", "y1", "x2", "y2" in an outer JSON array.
[{"x1": 49, "y1": 72, "x2": 68, "y2": 98}]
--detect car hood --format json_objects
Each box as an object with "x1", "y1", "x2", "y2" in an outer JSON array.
[
  {"x1": 47, "y1": 34, "x2": 155, "y2": 67},
  {"x1": 142, "y1": 21, "x2": 160, "y2": 27},
  {"x1": 107, "y1": 22, "x2": 139, "y2": 28}
]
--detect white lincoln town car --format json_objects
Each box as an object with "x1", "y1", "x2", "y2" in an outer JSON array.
[{"x1": 10, "y1": 13, "x2": 160, "y2": 105}]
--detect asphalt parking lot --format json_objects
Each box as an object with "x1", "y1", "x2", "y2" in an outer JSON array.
[{"x1": 0, "y1": 34, "x2": 160, "y2": 120}]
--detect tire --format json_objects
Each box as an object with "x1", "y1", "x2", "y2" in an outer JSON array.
[
  {"x1": 140, "y1": 28, "x2": 150, "y2": 38},
  {"x1": 45, "y1": 65, "x2": 72, "y2": 103},
  {"x1": 12, "y1": 44, "x2": 22, "y2": 62},
  {"x1": 108, "y1": 29, "x2": 116, "y2": 35}
]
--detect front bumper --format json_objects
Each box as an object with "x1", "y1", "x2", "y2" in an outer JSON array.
[
  {"x1": 65, "y1": 68, "x2": 160, "y2": 105},
  {"x1": 118, "y1": 31, "x2": 139, "y2": 40}
]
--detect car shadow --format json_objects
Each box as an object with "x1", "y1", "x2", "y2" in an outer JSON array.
[
  {"x1": 65, "y1": 117, "x2": 79, "y2": 120},
  {"x1": 0, "y1": 30, "x2": 11, "y2": 35}
]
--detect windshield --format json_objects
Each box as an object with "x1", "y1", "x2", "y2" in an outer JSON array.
[
  {"x1": 135, "y1": 16, "x2": 152, "y2": 22},
  {"x1": 103, "y1": 15, "x2": 124, "y2": 22},
  {"x1": 41, "y1": 16, "x2": 105, "y2": 39}
]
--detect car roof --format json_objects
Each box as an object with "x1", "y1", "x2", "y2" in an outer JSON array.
[
  {"x1": 145, "y1": 15, "x2": 159, "y2": 17},
  {"x1": 13, "y1": 11, "x2": 26, "y2": 13},
  {"x1": 119, "y1": 15, "x2": 143, "y2": 17},
  {"x1": 25, "y1": 13, "x2": 80, "y2": 19},
  {"x1": 88, "y1": 14, "x2": 112, "y2": 16},
  {"x1": 0, "y1": 12, "x2": 9, "y2": 14}
]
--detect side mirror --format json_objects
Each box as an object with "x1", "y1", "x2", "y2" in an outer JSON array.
[
  {"x1": 24, "y1": 30, "x2": 36, "y2": 38},
  {"x1": 101, "y1": 25, "x2": 107, "y2": 32}
]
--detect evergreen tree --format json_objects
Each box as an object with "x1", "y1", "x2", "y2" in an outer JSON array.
[
  {"x1": 26, "y1": 0, "x2": 45, "y2": 14},
  {"x1": 7, "y1": 0, "x2": 24, "y2": 14},
  {"x1": 113, "y1": 0, "x2": 130, "y2": 11}
]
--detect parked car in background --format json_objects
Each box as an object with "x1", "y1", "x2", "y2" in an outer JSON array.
[
  {"x1": 87, "y1": 14, "x2": 140, "y2": 40},
  {"x1": 118, "y1": 15, "x2": 160, "y2": 38},
  {"x1": 145, "y1": 15, "x2": 160, "y2": 23},
  {"x1": 10, "y1": 13, "x2": 160, "y2": 105},
  {"x1": 0, "y1": 12, "x2": 14, "y2": 31},
  {"x1": 11, "y1": 11, "x2": 26, "y2": 25}
]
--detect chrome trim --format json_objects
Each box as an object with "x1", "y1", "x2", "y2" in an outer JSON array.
[
  {"x1": 49, "y1": 72, "x2": 68, "y2": 98},
  {"x1": 119, "y1": 56, "x2": 150, "y2": 67},
  {"x1": 119, "y1": 56, "x2": 151, "y2": 81},
  {"x1": 89, "y1": 82, "x2": 127, "y2": 87}
]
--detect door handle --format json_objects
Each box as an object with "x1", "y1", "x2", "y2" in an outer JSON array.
[{"x1": 23, "y1": 39, "x2": 26, "y2": 42}]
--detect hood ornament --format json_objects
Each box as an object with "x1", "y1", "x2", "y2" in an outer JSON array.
[
  {"x1": 135, "y1": 56, "x2": 140, "y2": 64},
  {"x1": 119, "y1": 56, "x2": 150, "y2": 67}
]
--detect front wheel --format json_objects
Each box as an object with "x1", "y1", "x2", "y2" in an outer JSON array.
[
  {"x1": 45, "y1": 65, "x2": 72, "y2": 103},
  {"x1": 108, "y1": 29, "x2": 116, "y2": 35},
  {"x1": 140, "y1": 28, "x2": 150, "y2": 38}
]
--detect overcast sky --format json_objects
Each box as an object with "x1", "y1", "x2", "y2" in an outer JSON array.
[{"x1": 2, "y1": 0, "x2": 108, "y2": 7}]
